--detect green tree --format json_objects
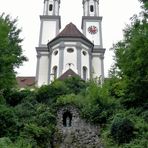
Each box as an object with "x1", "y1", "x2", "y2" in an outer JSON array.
[
  {"x1": 111, "y1": 1, "x2": 148, "y2": 108},
  {"x1": 0, "y1": 14, "x2": 27, "y2": 90}
]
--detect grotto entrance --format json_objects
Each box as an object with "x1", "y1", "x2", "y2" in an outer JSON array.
[{"x1": 63, "y1": 111, "x2": 72, "y2": 127}]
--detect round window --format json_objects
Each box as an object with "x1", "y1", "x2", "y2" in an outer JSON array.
[
  {"x1": 67, "y1": 48, "x2": 74, "y2": 53},
  {"x1": 82, "y1": 51, "x2": 87, "y2": 56},
  {"x1": 54, "y1": 50, "x2": 58, "y2": 55}
]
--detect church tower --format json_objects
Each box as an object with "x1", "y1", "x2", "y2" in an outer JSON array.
[
  {"x1": 36, "y1": 0, "x2": 61, "y2": 86},
  {"x1": 82, "y1": 0, "x2": 105, "y2": 81}
]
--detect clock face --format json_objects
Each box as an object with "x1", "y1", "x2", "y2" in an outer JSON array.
[{"x1": 88, "y1": 26, "x2": 98, "y2": 34}]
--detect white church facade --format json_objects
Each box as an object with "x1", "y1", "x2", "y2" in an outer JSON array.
[{"x1": 35, "y1": 0, "x2": 106, "y2": 87}]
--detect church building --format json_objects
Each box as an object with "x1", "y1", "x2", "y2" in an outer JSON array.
[{"x1": 35, "y1": 0, "x2": 105, "y2": 87}]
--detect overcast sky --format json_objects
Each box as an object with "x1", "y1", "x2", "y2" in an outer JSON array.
[{"x1": 0, "y1": 0, "x2": 141, "y2": 77}]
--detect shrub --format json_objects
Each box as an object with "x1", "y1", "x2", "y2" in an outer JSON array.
[
  {"x1": 0, "y1": 137, "x2": 12, "y2": 148},
  {"x1": 35, "y1": 103, "x2": 56, "y2": 126},
  {"x1": 3, "y1": 89, "x2": 34, "y2": 106},
  {"x1": 0, "y1": 105, "x2": 18, "y2": 139},
  {"x1": 36, "y1": 80, "x2": 68, "y2": 103},
  {"x1": 0, "y1": 92, "x2": 5, "y2": 104},
  {"x1": 111, "y1": 116, "x2": 135, "y2": 144},
  {"x1": 64, "y1": 76, "x2": 87, "y2": 94},
  {"x1": 0, "y1": 137, "x2": 33, "y2": 148},
  {"x1": 56, "y1": 94, "x2": 78, "y2": 107},
  {"x1": 22, "y1": 123, "x2": 53, "y2": 147},
  {"x1": 141, "y1": 110, "x2": 148, "y2": 122}
]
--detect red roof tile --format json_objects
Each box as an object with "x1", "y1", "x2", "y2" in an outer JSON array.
[
  {"x1": 16, "y1": 77, "x2": 35, "y2": 88},
  {"x1": 58, "y1": 69, "x2": 79, "y2": 80}
]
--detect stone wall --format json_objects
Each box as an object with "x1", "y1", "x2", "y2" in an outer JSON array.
[{"x1": 53, "y1": 105, "x2": 103, "y2": 148}]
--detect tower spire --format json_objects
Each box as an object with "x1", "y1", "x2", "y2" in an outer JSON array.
[
  {"x1": 83, "y1": 0, "x2": 99, "y2": 16},
  {"x1": 43, "y1": 0, "x2": 60, "y2": 16}
]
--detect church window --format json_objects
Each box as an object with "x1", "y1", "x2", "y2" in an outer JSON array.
[
  {"x1": 63, "y1": 111, "x2": 72, "y2": 127},
  {"x1": 83, "y1": 66, "x2": 87, "y2": 81},
  {"x1": 49, "y1": 4, "x2": 53, "y2": 11},
  {"x1": 54, "y1": 50, "x2": 58, "y2": 56},
  {"x1": 90, "y1": 5, "x2": 94, "y2": 12},
  {"x1": 53, "y1": 66, "x2": 57, "y2": 79},
  {"x1": 82, "y1": 51, "x2": 87, "y2": 56},
  {"x1": 67, "y1": 48, "x2": 74, "y2": 53}
]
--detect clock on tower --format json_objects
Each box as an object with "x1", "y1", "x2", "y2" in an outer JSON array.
[{"x1": 88, "y1": 26, "x2": 98, "y2": 34}]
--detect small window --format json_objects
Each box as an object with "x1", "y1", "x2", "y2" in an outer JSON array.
[
  {"x1": 83, "y1": 66, "x2": 87, "y2": 81},
  {"x1": 53, "y1": 66, "x2": 57, "y2": 79},
  {"x1": 82, "y1": 51, "x2": 87, "y2": 56},
  {"x1": 49, "y1": 4, "x2": 53, "y2": 11},
  {"x1": 90, "y1": 5, "x2": 94, "y2": 12},
  {"x1": 67, "y1": 48, "x2": 74, "y2": 53},
  {"x1": 54, "y1": 50, "x2": 58, "y2": 56}
]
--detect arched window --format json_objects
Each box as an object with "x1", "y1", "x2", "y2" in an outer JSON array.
[
  {"x1": 49, "y1": 4, "x2": 53, "y2": 11},
  {"x1": 63, "y1": 111, "x2": 72, "y2": 127},
  {"x1": 90, "y1": 5, "x2": 94, "y2": 12},
  {"x1": 53, "y1": 66, "x2": 57, "y2": 79},
  {"x1": 83, "y1": 66, "x2": 87, "y2": 81}
]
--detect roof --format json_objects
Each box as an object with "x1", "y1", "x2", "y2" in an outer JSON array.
[
  {"x1": 58, "y1": 69, "x2": 80, "y2": 80},
  {"x1": 48, "y1": 23, "x2": 93, "y2": 45},
  {"x1": 16, "y1": 77, "x2": 35, "y2": 88}
]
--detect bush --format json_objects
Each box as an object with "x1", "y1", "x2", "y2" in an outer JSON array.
[
  {"x1": 3, "y1": 89, "x2": 34, "y2": 106},
  {"x1": 0, "y1": 137, "x2": 12, "y2": 148},
  {"x1": 0, "y1": 105, "x2": 18, "y2": 139},
  {"x1": 36, "y1": 80, "x2": 68, "y2": 103},
  {"x1": 0, "y1": 137, "x2": 33, "y2": 148},
  {"x1": 22, "y1": 123, "x2": 53, "y2": 147},
  {"x1": 0, "y1": 92, "x2": 5, "y2": 104},
  {"x1": 64, "y1": 76, "x2": 87, "y2": 94},
  {"x1": 111, "y1": 116, "x2": 135, "y2": 144},
  {"x1": 35, "y1": 103, "x2": 56, "y2": 126}
]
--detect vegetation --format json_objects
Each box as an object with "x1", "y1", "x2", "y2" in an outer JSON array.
[
  {"x1": 0, "y1": 14, "x2": 27, "y2": 90},
  {"x1": 0, "y1": 0, "x2": 148, "y2": 147},
  {"x1": 0, "y1": 76, "x2": 147, "y2": 147}
]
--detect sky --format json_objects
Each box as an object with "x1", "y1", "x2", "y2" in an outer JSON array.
[{"x1": 0, "y1": 0, "x2": 142, "y2": 77}]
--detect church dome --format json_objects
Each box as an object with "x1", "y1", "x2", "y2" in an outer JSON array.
[{"x1": 48, "y1": 23, "x2": 93, "y2": 46}]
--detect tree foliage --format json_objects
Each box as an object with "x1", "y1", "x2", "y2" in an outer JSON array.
[
  {"x1": 111, "y1": 116, "x2": 135, "y2": 144},
  {"x1": 111, "y1": 0, "x2": 148, "y2": 108},
  {"x1": 0, "y1": 14, "x2": 27, "y2": 90}
]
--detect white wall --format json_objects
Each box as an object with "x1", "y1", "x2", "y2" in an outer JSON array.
[
  {"x1": 63, "y1": 46, "x2": 77, "y2": 73},
  {"x1": 38, "y1": 54, "x2": 49, "y2": 86},
  {"x1": 92, "y1": 54, "x2": 102, "y2": 78},
  {"x1": 55, "y1": 1, "x2": 59, "y2": 15},
  {"x1": 84, "y1": 1, "x2": 88, "y2": 16},
  {"x1": 41, "y1": 21, "x2": 56, "y2": 44}
]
